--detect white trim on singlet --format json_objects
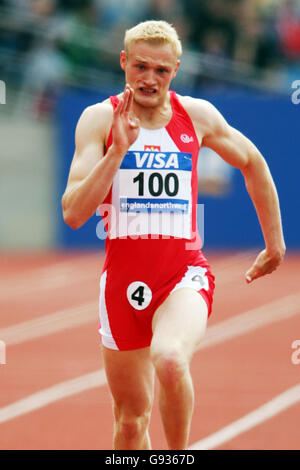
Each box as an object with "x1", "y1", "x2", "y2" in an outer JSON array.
[{"x1": 130, "y1": 127, "x2": 179, "y2": 152}]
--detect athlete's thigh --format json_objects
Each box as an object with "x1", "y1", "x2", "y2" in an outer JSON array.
[
  {"x1": 151, "y1": 288, "x2": 208, "y2": 359},
  {"x1": 102, "y1": 346, "x2": 155, "y2": 414}
]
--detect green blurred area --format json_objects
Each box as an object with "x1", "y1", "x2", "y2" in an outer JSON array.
[{"x1": 0, "y1": 0, "x2": 299, "y2": 251}]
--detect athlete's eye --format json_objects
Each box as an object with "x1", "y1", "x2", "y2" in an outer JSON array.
[
  {"x1": 136, "y1": 64, "x2": 145, "y2": 70},
  {"x1": 158, "y1": 68, "x2": 167, "y2": 74}
]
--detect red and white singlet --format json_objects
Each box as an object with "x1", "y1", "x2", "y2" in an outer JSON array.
[{"x1": 98, "y1": 91, "x2": 215, "y2": 350}]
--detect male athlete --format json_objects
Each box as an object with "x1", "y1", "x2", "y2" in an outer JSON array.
[{"x1": 62, "y1": 21, "x2": 286, "y2": 450}]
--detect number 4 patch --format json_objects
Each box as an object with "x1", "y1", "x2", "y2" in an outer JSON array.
[{"x1": 127, "y1": 281, "x2": 152, "y2": 310}]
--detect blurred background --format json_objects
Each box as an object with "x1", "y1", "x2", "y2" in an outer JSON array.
[
  {"x1": 0, "y1": 0, "x2": 299, "y2": 252},
  {"x1": 1, "y1": 2, "x2": 299, "y2": 451}
]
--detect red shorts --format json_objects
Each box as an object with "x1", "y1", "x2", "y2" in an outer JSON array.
[{"x1": 98, "y1": 238, "x2": 215, "y2": 351}]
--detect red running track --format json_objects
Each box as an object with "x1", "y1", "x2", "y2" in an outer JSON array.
[{"x1": 0, "y1": 251, "x2": 299, "y2": 450}]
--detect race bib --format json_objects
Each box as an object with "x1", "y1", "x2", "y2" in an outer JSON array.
[{"x1": 111, "y1": 150, "x2": 193, "y2": 238}]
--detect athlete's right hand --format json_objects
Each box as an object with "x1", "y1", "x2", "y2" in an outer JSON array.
[{"x1": 111, "y1": 84, "x2": 140, "y2": 156}]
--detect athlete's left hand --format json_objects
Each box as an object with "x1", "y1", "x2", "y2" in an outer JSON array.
[{"x1": 245, "y1": 248, "x2": 285, "y2": 283}]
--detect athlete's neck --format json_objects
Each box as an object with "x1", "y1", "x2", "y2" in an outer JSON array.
[{"x1": 131, "y1": 92, "x2": 172, "y2": 129}]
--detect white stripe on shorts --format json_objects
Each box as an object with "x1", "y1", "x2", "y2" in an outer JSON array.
[
  {"x1": 99, "y1": 270, "x2": 119, "y2": 350},
  {"x1": 170, "y1": 265, "x2": 209, "y2": 294}
]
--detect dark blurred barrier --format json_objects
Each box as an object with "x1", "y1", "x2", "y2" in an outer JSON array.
[{"x1": 55, "y1": 86, "x2": 300, "y2": 251}]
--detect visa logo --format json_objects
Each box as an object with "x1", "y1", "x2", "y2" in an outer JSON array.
[
  {"x1": 120, "y1": 151, "x2": 192, "y2": 171},
  {"x1": 134, "y1": 152, "x2": 179, "y2": 169}
]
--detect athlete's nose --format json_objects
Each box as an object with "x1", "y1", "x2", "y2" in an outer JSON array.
[{"x1": 142, "y1": 70, "x2": 156, "y2": 87}]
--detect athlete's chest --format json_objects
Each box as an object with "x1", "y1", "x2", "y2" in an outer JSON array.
[
  {"x1": 121, "y1": 127, "x2": 192, "y2": 176},
  {"x1": 115, "y1": 127, "x2": 193, "y2": 217},
  {"x1": 107, "y1": 105, "x2": 199, "y2": 239}
]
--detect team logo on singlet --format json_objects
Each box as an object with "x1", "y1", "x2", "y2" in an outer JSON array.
[
  {"x1": 180, "y1": 134, "x2": 194, "y2": 143},
  {"x1": 144, "y1": 145, "x2": 161, "y2": 151}
]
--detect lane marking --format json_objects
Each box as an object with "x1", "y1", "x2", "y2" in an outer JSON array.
[
  {"x1": 0, "y1": 253, "x2": 272, "y2": 346},
  {"x1": 0, "y1": 292, "x2": 299, "y2": 424},
  {"x1": 0, "y1": 301, "x2": 98, "y2": 346},
  {"x1": 0, "y1": 257, "x2": 100, "y2": 298},
  {"x1": 199, "y1": 292, "x2": 300, "y2": 350},
  {"x1": 0, "y1": 370, "x2": 107, "y2": 424},
  {"x1": 2, "y1": 290, "x2": 299, "y2": 348},
  {"x1": 189, "y1": 383, "x2": 300, "y2": 450},
  {"x1": 0, "y1": 253, "x2": 249, "y2": 298}
]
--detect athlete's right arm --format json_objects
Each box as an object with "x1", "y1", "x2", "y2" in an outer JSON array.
[{"x1": 62, "y1": 85, "x2": 139, "y2": 229}]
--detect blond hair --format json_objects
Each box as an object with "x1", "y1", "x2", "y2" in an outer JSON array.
[{"x1": 124, "y1": 20, "x2": 182, "y2": 58}]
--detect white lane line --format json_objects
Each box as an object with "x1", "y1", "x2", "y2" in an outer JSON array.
[
  {"x1": 0, "y1": 257, "x2": 91, "y2": 283},
  {"x1": 210, "y1": 251, "x2": 253, "y2": 280},
  {"x1": 0, "y1": 254, "x2": 252, "y2": 345},
  {"x1": 198, "y1": 292, "x2": 300, "y2": 350},
  {"x1": 0, "y1": 257, "x2": 101, "y2": 298},
  {"x1": 0, "y1": 301, "x2": 98, "y2": 346},
  {"x1": 2, "y1": 288, "x2": 299, "y2": 348},
  {"x1": 189, "y1": 383, "x2": 300, "y2": 450},
  {"x1": 0, "y1": 253, "x2": 249, "y2": 299},
  {"x1": 0, "y1": 370, "x2": 107, "y2": 424},
  {"x1": 0, "y1": 292, "x2": 299, "y2": 424}
]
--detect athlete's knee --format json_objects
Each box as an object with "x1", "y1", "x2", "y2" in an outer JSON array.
[
  {"x1": 114, "y1": 407, "x2": 151, "y2": 441},
  {"x1": 150, "y1": 344, "x2": 188, "y2": 387}
]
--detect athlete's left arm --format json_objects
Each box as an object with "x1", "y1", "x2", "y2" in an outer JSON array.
[{"x1": 199, "y1": 100, "x2": 286, "y2": 283}]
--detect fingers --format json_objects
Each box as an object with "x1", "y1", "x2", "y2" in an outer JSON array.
[
  {"x1": 114, "y1": 95, "x2": 124, "y2": 116},
  {"x1": 245, "y1": 257, "x2": 269, "y2": 283},
  {"x1": 129, "y1": 115, "x2": 140, "y2": 129},
  {"x1": 121, "y1": 84, "x2": 130, "y2": 114},
  {"x1": 115, "y1": 84, "x2": 133, "y2": 116},
  {"x1": 124, "y1": 85, "x2": 134, "y2": 114},
  {"x1": 245, "y1": 249, "x2": 283, "y2": 284},
  {"x1": 245, "y1": 250, "x2": 267, "y2": 283},
  {"x1": 245, "y1": 268, "x2": 258, "y2": 283}
]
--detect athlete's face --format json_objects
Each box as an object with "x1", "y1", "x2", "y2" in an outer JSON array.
[{"x1": 120, "y1": 41, "x2": 180, "y2": 108}]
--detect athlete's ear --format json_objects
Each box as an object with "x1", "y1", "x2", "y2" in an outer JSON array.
[
  {"x1": 120, "y1": 50, "x2": 127, "y2": 71},
  {"x1": 172, "y1": 60, "x2": 181, "y2": 79}
]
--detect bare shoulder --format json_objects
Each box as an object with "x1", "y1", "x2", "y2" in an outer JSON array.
[
  {"x1": 177, "y1": 94, "x2": 214, "y2": 112},
  {"x1": 74, "y1": 99, "x2": 114, "y2": 150},
  {"x1": 176, "y1": 94, "x2": 226, "y2": 136},
  {"x1": 77, "y1": 100, "x2": 113, "y2": 135}
]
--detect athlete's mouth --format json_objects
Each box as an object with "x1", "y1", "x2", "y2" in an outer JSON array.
[{"x1": 139, "y1": 87, "x2": 157, "y2": 94}]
